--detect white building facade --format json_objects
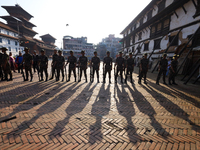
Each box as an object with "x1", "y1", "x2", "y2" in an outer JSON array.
[
  {"x1": 0, "y1": 21, "x2": 24, "y2": 56},
  {"x1": 120, "y1": 0, "x2": 200, "y2": 60}
]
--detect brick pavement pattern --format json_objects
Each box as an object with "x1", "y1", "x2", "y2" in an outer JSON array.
[{"x1": 0, "y1": 62, "x2": 200, "y2": 150}]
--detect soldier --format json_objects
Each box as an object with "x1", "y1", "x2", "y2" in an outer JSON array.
[
  {"x1": 125, "y1": 52, "x2": 134, "y2": 84},
  {"x1": 103, "y1": 51, "x2": 112, "y2": 83},
  {"x1": 115, "y1": 51, "x2": 125, "y2": 84},
  {"x1": 22, "y1": 47, "x2": 33, "y2": 81},
  {"x1": 39, "y1": 49, "x2": 48, "y2": 81},
  {"x1": 33, "y1": 50, "x2": 39, "y2": 73},
  {"x1": 0, "y1": 48, "x2": 3, "y2": 81},
  {"x1": 138, "y1": 53, "x2": 149, "y2": 84},
  {"x1": 169, "y1": 54, "x2": 179, "y2": 85},
  {"x1": 49, "y1": 49, "x2": 58, "y2": 80},
  {"x1": 1, "y1": 47, "x2": 12, "y2": 81},
  {"x1": 91, "y1": 51, "x2": 100, "y2": 83},
  {"x1": 156, "y1": 53, "x2": 168, "y2": 85},
  {"x1": 56, "y1": 50, "x2": 65, "y2": 81},
  {"x1": 66, "y1": 50, "x2": 77, "y2": 82},
  {"x1": 78, "y1": 50, "x2": 88, "y2": 82}
]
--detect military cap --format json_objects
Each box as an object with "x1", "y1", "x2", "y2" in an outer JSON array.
[
  {"x1": 129, "y1": 52, "x2": 133, "y2": 55},
  {"x1": 81, "y1": 50, "x2": 85, "y2": 53},
  {"x1": 94, "y1": 51, "x2": 97, "y2": 54},
  {"x1": 162, "y1": 53, "x2": 167, "y2": 57},
  {"x1": 58, "y1": 50, "x2": 62, "y2": 53},
  {"x1": 70, "y1": 50, "x2": 73, "y2": 53},
  {"x1": 106, "y1": 51, "x2": 110, "y2": 54},
  {"x1": 0, "y1": 47, "x2": 8, "y2": 51},
  {"x1": 143, "y1": 53, "x2": 147, "y2": 56},
  {"x1": 41, "y1": 49, "x2": 45, "y2": 52},
  {"x1": 24, "y1": 47, "x2": 29, "y2": 51},
  {"x1": 119, "y1": 51, "x2": 122, "y2": 54}
]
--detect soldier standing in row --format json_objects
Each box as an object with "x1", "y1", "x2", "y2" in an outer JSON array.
[
  {"x1": 22, "y1": 47, "x2": 33, "y2": 81},
  {"x1": 33, "y1": 50, "x2": 39, "y2": 73},
  {"x1": 1, "y1": 47, "x2": 12, "y2": 81},
  {"x1": 49, "y1": 49, "x2": 58, "y2": 80},
  {"x1": 103, "y1": 51, "x2": 112, "y2": 83},
  {"x1": 138, "y1": 53, "x2": 149, "y2": 84},
  {"x1": 125, "y1": 52, "x2": 134, "y2": 84},
  {"x1": 156, "y1": 53, "x2": 168, "y2": 85},
  {"x1": 169, "y1": 54, "x2": 179, "y2": 85},
  {"x1": 39, "y1": 49, "x2": 48, "y2": 81},
  {"x1": 66, "y1": 50, "x2": 77, "y2": 82},
  {"x1": 56, "y1": 50, "x2": 65, "y2": 81},
  {"x1": 78, "y1": 50, "x2": 88, "y2": 82},
  {"x1": 91, "y1": 51, "x2": 100, "y2": 83},
  {"x1": 115, "y1": 51, "x2": 125, "y2": 84}
]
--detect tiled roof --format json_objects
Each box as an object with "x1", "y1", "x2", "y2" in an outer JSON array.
[
  {"x1": 40, "y1": 34, "x2": 56, "y2": 40},
  {"x1": 0, "y1": 21, "x2": 18, "y2": 33}
]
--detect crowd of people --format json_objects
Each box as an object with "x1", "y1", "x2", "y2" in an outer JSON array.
[{"x1": 0, "y1": 46, "x2": 179, "y2": 85}]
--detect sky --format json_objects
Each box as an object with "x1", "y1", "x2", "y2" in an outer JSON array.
[{"x1": 0, "y1": 0, "x2": 152, "y2": 48}]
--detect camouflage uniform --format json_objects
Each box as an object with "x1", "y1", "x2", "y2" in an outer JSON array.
[
  {"x1": 125, "y1": 57, "x2": 134, "y2": 83},
  {"x1": 103, "y1": 56, "x2": 112, "y2": 83},
  {"x1": 2, "y1": 52, "x2": 12, "y2": 81},
  {"x1": 23, "y1": 53, "x2": 33, "y2": 81},
  {"x1": 156, "y1": 58, "x2": 168, "y2": 84},
  {"x1": 91, "y1": 56, "x2": 100, "y2": 82},
  {"x1": 115, "y1": 56, "x2": 125, "y2": 83},
  {"x1": 39, "y1": 54, "x2": 48, "y2": 81},
  {"x1": 78, "y1": 55, "x2": 88, "y2": 82},
  {"x1": 169, "y1": 59, "x2": 178, "y2": 85},
  {"x1": 67, "y1": 55, "x2": 77, "y2": 81},
  {"x1": 56, "y1": 55, "x2": 65, "y2": 81},
  {"x1": 139, "y1": 57, "x2": 149, "y2": 84},
  {"x1": 51, "y1": 53, "x2": 58, "y2": 79}
]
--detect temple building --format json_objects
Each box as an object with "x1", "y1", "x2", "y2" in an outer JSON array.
[
  {"x1": 120, "y1": 0, "x2": 200, "y2": 83},
  {"x1": 0, "y1": 4, "x2": 56, "y2": 57}
]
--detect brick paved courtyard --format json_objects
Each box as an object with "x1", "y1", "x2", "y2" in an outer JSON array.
[{"x1": 0, "y1": 62, "x2": 200, "y2": 150}]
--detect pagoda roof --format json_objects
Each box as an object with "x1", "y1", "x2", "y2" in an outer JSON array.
[
  {"x1": 2, "y1": 5, "x2": 33, "y2": 21},
  {"x1": 40, "y1": 34, "x2": 56, "y2": 40},
  {"x1": 33, "y1": 38, "x2": 45, "y2": 43},
  {"x1": 0, "y1": 21, "x2": 18, "y2": 33}
]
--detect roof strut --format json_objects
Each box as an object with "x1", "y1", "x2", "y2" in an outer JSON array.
[{"x1": 151, "y1": 28, "x2": 183, "y2": 73}]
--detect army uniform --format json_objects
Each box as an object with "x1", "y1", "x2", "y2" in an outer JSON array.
[
  {"x1": 139, "y1": 55, "x2": 149, "y2": 84},
  {"x1": 67, "y1": 55, "x2": 77, "y2": 81},
  {"x1": 103, "y1": 55, "x2": 112, "y2": 83},
  {"x1": 1, "y1": 48, "x2": 12, "y2": 81},
  {"x1": 91, "y1": 56, "x2": 100, "y2": 83},
  {"x1": 156, "y1": 56, "x2": 168, "y2": 85},
  {"x1": 125, "y1": 57, "x2": 134, "y2": 83},
  {"x1": 33, "y1": 53, "x2": 39, "y2": 73},
  {"x1": 78, "y1": 55, "x2": 88, "y2": 82},
  {"x1": 39, "y1": 53, "x2": 48, "y2": 81},
  {"x1": 115, "y1": 56, "x2": 125, "y2": 83},
  {"x1": 169, "y1": 55, "x2": 179, "y2": 85},
  {"x1": 50, "y1": 53, "x2": 58, "y2": 79},
  {"x1": 56, "y1": 54, "x2": 65, "y2": 81},
  {"x1": 23, "y1": 51, "x2": 33, "y2": 81}
]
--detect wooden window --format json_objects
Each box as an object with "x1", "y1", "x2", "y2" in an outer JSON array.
[
  {"x1": 169, "y1": 35, "x2": 179, "y2": 46},
  {"x1": 138, "y1": 32, "x2": 142, "y2": 40},
  {"x1": 154, "y1": 38, "x2": 162, "y2": 50},
  {"x1": 140, "y1": 18, "x2": 143, "y2": 26},
  {"x1": 158, "y1": 0, "x2": 166, "y2": 13},
  {"x1": 194, "y1": 0, "x2": 200, "y2": 18},
  {"x1": 151, "y1": 26, "x2": 156, "y2": 37},
  {"x1": 163, "y1": 19, "x2": 170, "y2": 28},
  {"x1": 132, "y1": 46, "x2": 135, "y2": 52},
  {"x1": 144, "y1": 43, "x2": 149, "y2": 51},
  {"x1": 156, "y1": 22, "x2": 162, "y2": 34},
  {"x1": 147, "y1": 10, "x2": 153, "y2": 21}
]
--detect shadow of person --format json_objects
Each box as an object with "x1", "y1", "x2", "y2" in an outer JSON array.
[
  {"x1": 114, "y1": 84, "x2": 140, "y2": 143},
  {"x1": 7, "y1": 82, "x2": 83, "y2": 135},
  {"x1": 48, "y1": 83, "x2": 98, "y2": 141},
  {"x1": 126, "y1": 84, "x2": 169, "y2": 138},
  {"x1": 89, "y1": 83, "x2": 111, "y2": 144},
  {"x1": 144, "y1": 82, "x2": 200, "y2": 132}
]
